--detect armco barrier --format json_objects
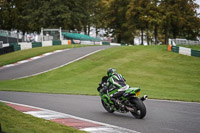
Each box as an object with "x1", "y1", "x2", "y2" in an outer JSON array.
[
  {"x1": 9, "y1": 43, "x2": 18, "y2": 46},
  {"x1": 14, "y1": 45, "x2": 21, "y2": 51},
  {"x1": 0, "y1": 40, "x2": 104, "y2": 54},
  {"x1": 42, "y1": 41, "x2": 52, "y2": 47},
  {"x1": 179, "y1": 46, "x2": 191, "y2": 56},
  {"x1": 9, "y1": 43, "x2": 21, "y2": 51},
  {"x1": 171, "y1": 46, "x2": 179, "y2": 53},
  {"x1": 110, "y1": 43, "x2": 121, "y2": 46},
  {"x1": 169, "y1": 45, "x2": 200, "y2": 57},
  {"x1": 102, "y1": 42, "x2": 110, "y2": 45},
  {"x1": 80, "y1": 40, "x2": 95, "y2": 45},
  {"x1": 61, "y1": 40, "x2": 68, "y2": 45},
  {"x1": 0, "y1": 46, "x2": 14, "y2": 55},
  {"x1": 2, "y1": 43, "x2": 9, "y2": 47},
  {"x1": 19, "y1": 42, "x2": 32, "y2": 50},
  {"x1": 191, "y1": 49, "x2": 200, "y2": 57},
  {"x1": 102, "y1": 42, "x2": 127, "y2": 46},
  {"x1": 0, "y1": 41, "x2": 3, "y2": 48},
  {"x1": 32, "y1": 42, "x2": 42, "y2": 48},
  {"x1": 53, "y1": 40, "x2": 61, "y2": 45},
  {"x1": 95, "y1": 42, "x2": 100, "y2": 45}
]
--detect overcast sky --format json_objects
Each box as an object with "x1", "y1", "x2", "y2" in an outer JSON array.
[{"x1": 195, "y1": 0, "x2": 200, "y2": 13}]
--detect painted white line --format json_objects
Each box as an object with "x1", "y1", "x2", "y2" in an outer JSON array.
[
  {"x1": 31, "y1": 56, "x2": 41, "y2": 60},
  {"x1": 54, "y1": 50, "x2": 64, "y2": 53},
  {"x1": 43, "y1": 53, "x2": 53, "y2": 56},
  {"x1": 24, "y1": 110, "x2": 69, "y2": 120},
  {"x1": 148, "y1": 99, "x2": 200, "y2": 104},
  {"x1": 0, "y1": 100, "x2": 140, "y2": 133},
  {"x1": 4, "y1": 64, "x2": 15, "y2": 67},
  {"x1": 12, "y1": 49, "x2": 104, "y2": 80},
  {"x1": 81, "y1": 127, "x2": 138, "y2": 133},
  {"x1": 17, "y1": 60, "x2": 30, "y2": 64}
]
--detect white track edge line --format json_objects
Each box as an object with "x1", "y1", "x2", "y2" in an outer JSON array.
[
  {"x1": 148, "y1": 99, "x2": 200, "y2": 104},
  {"x1": 0, "y1": 100, "x2": 140, "y2": 133}
]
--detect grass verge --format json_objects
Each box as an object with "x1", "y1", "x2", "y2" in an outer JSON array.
[
  {"x1": 0, "y1": 45, "x2": 199, "y2": 102},
  {"x1": 0, "y1": 44, "x2": 87, "y2": 66},
  {"x1": 0, "y1": 102, "x2": 85, "y2": 133}
]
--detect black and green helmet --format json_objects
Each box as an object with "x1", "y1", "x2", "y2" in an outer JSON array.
[{"x1": 107, "y1": 68, "x2": 116, "y2": 76}]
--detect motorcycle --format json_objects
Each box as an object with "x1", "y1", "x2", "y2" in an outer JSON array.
[{"x1": 97, "y1": 76, "x2": 147, "y2": 119}]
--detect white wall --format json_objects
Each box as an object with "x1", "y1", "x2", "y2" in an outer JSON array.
[
  {"x1": 19, "y1": 42, "x2": 32, "y2": 50},
  {"x1": 42, "y1": 41, "x2": 52, "y2": 47}
]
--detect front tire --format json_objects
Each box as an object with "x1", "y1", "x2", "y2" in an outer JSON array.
[
  {"x1": 130, "y1": 98, "x2": 146, "y2": 119},
  {"x1": 101, "y1": 99, "x2": 115, "y2": 113}
]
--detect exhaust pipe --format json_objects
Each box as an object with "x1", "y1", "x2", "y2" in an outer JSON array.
[
  {"x1": 141, "y1": 95, "x2": 148, "y2": 101},
  {"x1": 126, "y1": 106, "x2": 135, "y2": 112}
]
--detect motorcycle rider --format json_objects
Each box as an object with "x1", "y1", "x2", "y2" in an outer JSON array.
[{"x1": 101, "y1": 68, "x2": 128, "y2": 106}]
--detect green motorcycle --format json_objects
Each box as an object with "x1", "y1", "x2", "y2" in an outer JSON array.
[{"x1": 97, "y1": 76, "x2": 147, "y2": 119}]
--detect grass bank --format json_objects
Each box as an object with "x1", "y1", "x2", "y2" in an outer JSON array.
[
  {"x1": 0, "y1": 45, "x2": 199, "y2": 102},
  {"x1": 0, "y1": 102, "x2": 85, "y2": 133},
  {"x1": 0, "y1": 44, "x2": 87, "y2": 66}
]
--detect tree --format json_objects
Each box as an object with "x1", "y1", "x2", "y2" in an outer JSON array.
[
  {"x1": 176, "y1": 0, "x2": 200, "y2": 40},
  {"x1": 145, "y1": 0, "x2": 162, "y2": 44},
  {"x1": 159, "y1": 0, "x2": 200, "y2": 44},
  {"x1": 0, "y1": 0, "x2": 19, "y2": 31},
  {"x1": 126, "y1": 0, "x2": 151, "y2": 45},
  {"x1": 100, "y1": 0, "x2": 131, "y2": 43},
  {"x1": 1, "y1": 0, "x2": 199, "y2": 44},
  {"x1": 21, "y1": 0, "x2": 71, "y2": 32}
]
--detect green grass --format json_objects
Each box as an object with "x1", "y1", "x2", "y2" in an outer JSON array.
[
  {"x1": 0, "y1": 102, "x2": 85, "y2": 133},
  {"x1": 0, "y1": 45, "x2": 200, "y2": 102},
  {"x1": 0, "y1": 44, "x2": 87, "y2": 66}
]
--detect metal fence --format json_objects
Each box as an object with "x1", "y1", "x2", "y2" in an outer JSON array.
[
  {"x1": 0, "y1": 30, "x2": 39, "y2": 43},
  {"x1": 170, "y1": 39, "x2": 200, "y2": 45},
  {"x1": 0, "y1": 30, "x2": 22, "y2": 39}
]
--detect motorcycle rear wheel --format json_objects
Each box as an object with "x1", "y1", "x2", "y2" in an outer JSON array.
[
  {"x1": 101, "y1": 99, "x2": 115, "y2": 113},
  {"x1": 130, "y1": 98, "x2": 146, "y2": 119}
]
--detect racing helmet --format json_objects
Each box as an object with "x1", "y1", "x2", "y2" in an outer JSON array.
[{"x1": 107, "y1": 68, "x2": 116, "y2": 76}]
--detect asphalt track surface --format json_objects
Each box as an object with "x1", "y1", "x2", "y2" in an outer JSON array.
[
  {"x1": 0, "y1": 45, "x2": 200, "y2": 133},
  {"x1": 0, "y1": 91, "x2": 200, "y2": 133},
  {"x1": 0, "y1": 45, "x2": 112, "y2": 81}
]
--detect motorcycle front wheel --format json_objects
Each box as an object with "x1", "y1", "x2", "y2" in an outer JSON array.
[
  {"x1": 130, "y1": 97, "x2": 146, "y2": 119},
  {"x1": 101, "y1": 99, "x2": 115, "y2": 113}
]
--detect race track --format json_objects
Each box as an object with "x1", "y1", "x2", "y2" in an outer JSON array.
[
  {"x1": 0, "y1": 45, "x2": 112, "y2": 80},
  {"x1": 0, "y1": 45, "x2": 200, "y2": 133},
  {"x1": 0, "y1": 91, "x2": 200, "y2": 133}
]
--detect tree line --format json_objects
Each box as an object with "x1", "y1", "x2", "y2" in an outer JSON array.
[{"x1": 0, "y1": 0, "x2": 199, "y2": 44}]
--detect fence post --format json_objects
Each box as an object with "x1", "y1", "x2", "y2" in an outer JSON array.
[
  {"x1": 41, "y1": 27, "x2": 43, "y2": 42},
  {"x1": 59, "y1": 27, "x2": 62, "y2": 40}
]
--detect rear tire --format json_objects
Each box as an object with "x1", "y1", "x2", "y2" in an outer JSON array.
[
  {"x1": 101, "y1": 99, "x2": 115, "y2": 113},
  {"x1": 130, "y1": 98, "x2": 146, "y2": 119}
]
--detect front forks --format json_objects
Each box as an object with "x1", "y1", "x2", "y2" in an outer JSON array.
[{"x1": 101, "y1": 93, "x2": 114, "y2": 106}]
